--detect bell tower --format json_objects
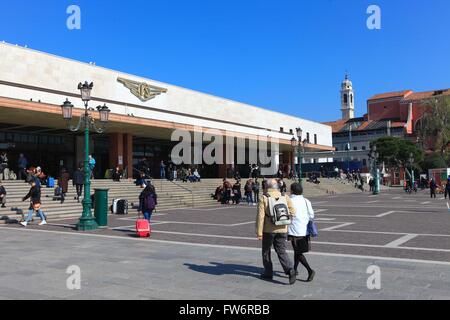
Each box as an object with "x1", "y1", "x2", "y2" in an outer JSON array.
[{"x1": 341, "y1": 73, "x2": 355, "y2": 120}]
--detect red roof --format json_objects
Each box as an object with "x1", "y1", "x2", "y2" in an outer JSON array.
[
  {"x1": 401, "y1": 89, "x2": 450, "y2": 102},
  {"x1": 368, "y1": 90, "x2": 413, "y2": 101}
]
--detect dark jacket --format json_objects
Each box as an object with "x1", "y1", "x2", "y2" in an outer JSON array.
[
  {"x1": 138, "y1": 192, "x2": 157, "y2": 212},
  {"x1": 23, "y1": 186, "x2": 41, "y2": 204},
  {"x1": 0, "y1": 185, "x2": 6, "y2": 196},
  {"x1": 59, "y1": 171, "x2": 70, "y2": 194},
  {"x1": 112, "y1": 170, "x2": 121, "y2": 182},
  {"x1": 18, "y1": 156, "x2": 27, "y2": 169},
  {"x1": 73, "y1": 169, "x2": 84, "y2": 185}
]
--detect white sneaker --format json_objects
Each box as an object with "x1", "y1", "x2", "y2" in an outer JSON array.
[
  {"x1": 20, "y1": 221, "x2": 27, "y2": 227},
  {"x1": 253, "y1": 203, "x2": 257, "y2": 206},
  {"x1": 39, "y1": 220, "x2": 47, "y2": 226}
]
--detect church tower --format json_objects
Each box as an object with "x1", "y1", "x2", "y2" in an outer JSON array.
[{"x1": 340, "y1": 73, "x2": 355, "y2": 120}]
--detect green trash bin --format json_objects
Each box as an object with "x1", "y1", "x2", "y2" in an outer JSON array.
[{"x1": 94, "y1": 188, "x2": 109, "y2": 228}]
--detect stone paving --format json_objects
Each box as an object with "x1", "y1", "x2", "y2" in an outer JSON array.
[{"x1": 1, "y1": 188, "x2": 450, "y2": 299}]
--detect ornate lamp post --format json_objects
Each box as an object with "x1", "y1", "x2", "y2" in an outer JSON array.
[
  {"x1": 409, "y1": 152, "x2": 415, "y2": 187},
  {"x1": 295, "y1": 127, "x2": 304, "y2": 184},
  {"x1": 61, "y1": 82, "x2": 110, "y2": 231},
  {"x1": 291, "y1": 137, "x2": 298, "y2": 180},
  {"x1": 369, "y1": 145, "x2": 380, "y2": 195}
]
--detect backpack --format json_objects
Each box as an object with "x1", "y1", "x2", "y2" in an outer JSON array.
[
  {"x1": 265, "y1": 194, "x2": 292, "y2": 226},
  {"x1": 144, "y1": 193, "x2": 156, "y2": 211}
]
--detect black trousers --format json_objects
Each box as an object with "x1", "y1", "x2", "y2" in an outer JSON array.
[
  {"x1": 431, "y1": 189, "x2": 436, "y2": 198},
  {"x1": 18, "y1": 168, "x2": 26, "y2": 181},
  {"x1": 75, "y1": 184, "x2": 83, "y2": 197},
  {"x1": 262, "y1": 233, "x2": 293, "y2": 276}
]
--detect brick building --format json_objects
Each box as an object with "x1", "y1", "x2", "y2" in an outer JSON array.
[{"x1": 325, "y1": 75, "x2": 450, "y2": 185}]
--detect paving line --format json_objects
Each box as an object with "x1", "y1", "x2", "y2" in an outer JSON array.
[
  {"x1": 2, "y1": 227, "x2": 450, "y2": 266},
  {"x1": 320, "y1": 222, "x2": 355, "y2": 231},
  {"x1": 384, "y1": 234, "x2": 419, "y2": 248},
  {"x1": 376, "y1": 211, "x2": 396, "y2": 217}
]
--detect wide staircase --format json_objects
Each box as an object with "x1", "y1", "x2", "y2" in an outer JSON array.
[{"x1": 0, "y1": 177, "x2": 368, "y2": 223}]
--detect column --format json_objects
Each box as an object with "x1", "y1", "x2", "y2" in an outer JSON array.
[
  {"x1": 123, "y1": 134, "x2": 133, "y2": 179},
  {"x1": 109, "y1": 133, "x2": 124, "y2": 170}
]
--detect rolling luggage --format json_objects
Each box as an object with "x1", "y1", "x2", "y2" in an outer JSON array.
[
  {"x1": 136, "y1": 214, "x2": 151, "y2": 238},
  {"x1": 111, "y1": 199, "x2": 128, "y2": 215}
]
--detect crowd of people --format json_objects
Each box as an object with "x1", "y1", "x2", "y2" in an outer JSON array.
[{"x1": 212, "y1": 177, "x2": 289, "y2": 206}]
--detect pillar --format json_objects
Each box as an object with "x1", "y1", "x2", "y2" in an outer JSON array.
[
  {"x1": 109, "y1": 133, "x2": 124, "y2": 170},
  {"x1": 123, "y1": 134, "x2": 133, "y2": 178}
]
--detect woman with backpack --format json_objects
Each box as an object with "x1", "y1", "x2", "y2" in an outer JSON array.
[
  {"x1": 288, "y1": 182, "x2": 315, "y2": 282},
  {"x1": 138, "y1": 184, "x2": 158, "y2": 222}
]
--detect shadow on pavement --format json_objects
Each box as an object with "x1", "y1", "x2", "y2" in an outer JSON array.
[{"x1": 184, "y1": 262, "x2": 287, "y2": 285}]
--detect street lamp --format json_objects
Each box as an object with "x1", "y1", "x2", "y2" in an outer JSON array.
[
  {"x1": 295, "y1": 127, "x2": 304, "y2": 184},
  {"x1": 409, "y1": 152, "x2": 415, "y2": 187},
  {"x1": 291, "y1": 137, "x2": 298, "y2": 180},
  {"x1": 61, "y1": 82, "x2": 110, "y2": 231},
  {"x1": 369, "y1": 145, "x2": 380, "y2": 195}
]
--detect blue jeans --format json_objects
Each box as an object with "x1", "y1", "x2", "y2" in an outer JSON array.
[
  {"x1": 160, "y1": 169, "x2": 165, "y2": 179},
  {"x1": 246, "y1": 193, "x2": 253, "y2": 204},
  {"x1": 25, "y1": 208, "x2": 46, "y2": 222},
  {"x1": 143, "y1": 210, "x2": 154, "y2": 221}
]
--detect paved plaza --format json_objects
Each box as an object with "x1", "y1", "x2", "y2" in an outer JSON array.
[{"x1": 1, "y1": 188, "x2": 450, "y2": 300}]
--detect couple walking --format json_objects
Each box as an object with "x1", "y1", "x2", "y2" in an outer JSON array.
[{"x1": 256, "y1": 179, "x2": 315, "y2": 285}]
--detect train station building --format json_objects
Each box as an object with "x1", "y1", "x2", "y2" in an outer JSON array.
[{"x1": 0, "y1": 42, "x2": 333, "y2": 178}]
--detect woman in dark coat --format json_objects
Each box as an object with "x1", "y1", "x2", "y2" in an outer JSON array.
[
  {"x1": 73, "y1": 166, "x2": 84, "y2": 202},
  {"x1": 58, "y1": 168, "x2": 70, "y2": 203}
]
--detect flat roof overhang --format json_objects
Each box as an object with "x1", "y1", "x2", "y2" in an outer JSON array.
[{"x1": 0, "y1": 96, "x2": 334, "y2": 152}]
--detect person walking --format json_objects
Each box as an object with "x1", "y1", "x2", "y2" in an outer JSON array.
[
  {"x1": 88, "y1": 155, "x2": 96, "y2": 179},
  {"x1": 256, "y1": 178, "x2": 297, "y2": 285},
  {"x1": 138, "y1": 184, "x2": 157, "y2": 222},
  {"x1": 244, "y1": 179, "x2": 254, "y2": 206},
  {"x1": 160, "y1": 161, "x2": 166, "y2": 179},
  {"x1": 253, "y1": 178, "x2": 260, "y2": 205},
  {"x1": 20, "y1": 180, "x2": 47, "y2": 227},
  {"x1": 288, "y1": 183, "x2": 315, "y2": 282},
  {"x1": 445, "y1": 177, "x2": 450, "y2": 200},
  {"x1": 279, "y1": 178, "x2": 287, "y2": 195},
  {"x1": 73, "y1": 166, "x2": 84, "y2": 202},
  {"x1": 58, "y1": 168, "x2": 70, "y2": 204},
  {"x1": 17, "y1": 153, "x2": 28, "y2": 181},
  {"x1": 0, "y1": 180, "x2": 7, "y2": 208},
  {"x1": 430, "y1": 178, "x2": 437, "y2": 199}
]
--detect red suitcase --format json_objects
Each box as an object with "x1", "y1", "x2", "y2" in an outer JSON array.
[{"x1": 136, "y1": 215, "x2": 151, "y2": 238}]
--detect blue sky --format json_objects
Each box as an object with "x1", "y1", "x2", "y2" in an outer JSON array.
[{"x1": 1, "y1": 0, "x2": 450, "y2": 122}]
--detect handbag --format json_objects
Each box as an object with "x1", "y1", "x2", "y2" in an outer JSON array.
[{"x1": 304, "y1": 198, "x2": 318, "y2": 237}]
